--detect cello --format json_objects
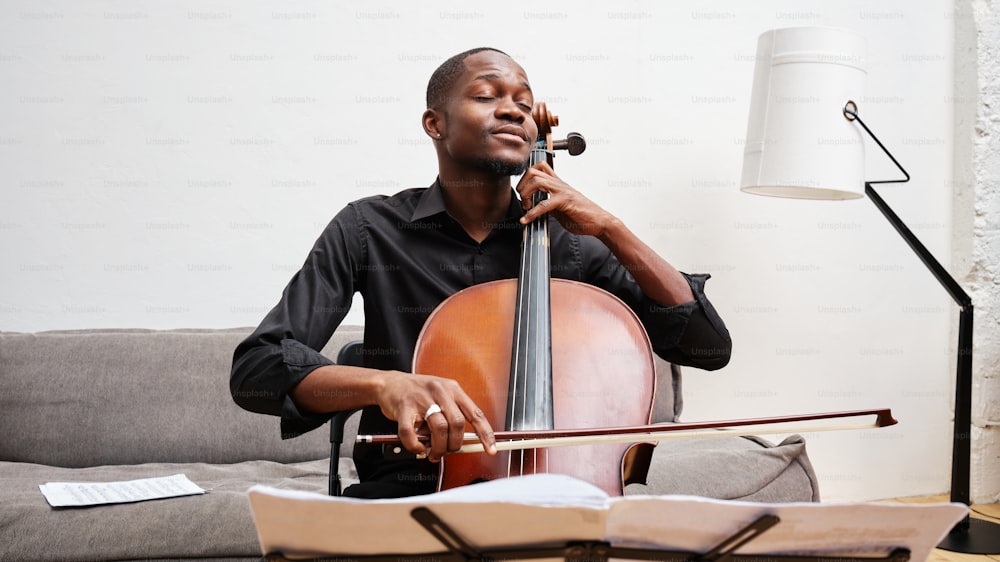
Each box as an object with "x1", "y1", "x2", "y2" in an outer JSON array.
[{"x1": 410, "y1": 103, "x2": 660, "y2": 496}]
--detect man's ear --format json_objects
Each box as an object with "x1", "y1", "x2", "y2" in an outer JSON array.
[{"x1": 423, "y1": 108, "x2": 444, "y2": 140}]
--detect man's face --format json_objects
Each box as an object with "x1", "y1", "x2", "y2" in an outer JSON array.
[{"x1": 436, "y1": 51, "x2": 538, "y2": 176}]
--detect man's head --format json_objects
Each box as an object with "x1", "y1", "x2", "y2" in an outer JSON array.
[
  {"x1": 426, "y1": 47, "x2": 508, "y2": 111},
  {"x1": 423, "y1": 48, "x2": 537, "y2": 178}
]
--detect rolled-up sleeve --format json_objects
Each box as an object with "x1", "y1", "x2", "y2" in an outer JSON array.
[
  {"x1": 230, "y1": 205, "x2": 362, "y2": 438},
  {"x1": 638, "y1": 273, "x2": 732, "y2": 370}
]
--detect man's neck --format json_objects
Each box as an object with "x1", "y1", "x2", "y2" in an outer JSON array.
[{"x1": 438, "y1": 173, "x2": 513, "y2": 243}]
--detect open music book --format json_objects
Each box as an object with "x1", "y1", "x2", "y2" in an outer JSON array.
[{"x1": 247, "y1": 473, "x2": 967, "y2": 562}]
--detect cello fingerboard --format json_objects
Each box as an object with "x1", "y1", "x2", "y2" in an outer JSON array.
[{"x1": 506, "y1": 148, "x2": 555, "y2": 432}]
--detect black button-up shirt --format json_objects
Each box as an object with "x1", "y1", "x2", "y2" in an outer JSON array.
[{"x1": 231, "y1": 179, "x2": 731, "y2": 496}]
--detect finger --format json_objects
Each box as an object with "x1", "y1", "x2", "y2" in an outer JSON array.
[
  {"x1": 531, "y1": 161, "x2": 555, "y2": 176},
  {"x1": 516, "y1": 166, "x2": 554, "y2": 208},
  {"x1": 455, "y1": 396, "x2": 496, "y2": 455},
  {"x1": 424, "y1": 406, "x2": 450, "y2": 463},
  {"x1": 437, "y1": 404, "x2": 468, "y2": 453},
  {"x1": 520, "y1": 195, "x2": 553, "y2": 225},
  {"x1": 515, "y1": 170, "x2": 538, "y2": 209},
  {"x1": 395, "y1": 407, "x2": 427, "y2": 457}
]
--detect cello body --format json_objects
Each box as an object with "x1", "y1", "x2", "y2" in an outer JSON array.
[{"x1": 412, "y1": 260, "x2": 657, "y2": 496}]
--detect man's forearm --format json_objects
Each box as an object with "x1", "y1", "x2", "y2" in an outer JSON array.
[
  {"x1": 597, "y1": 217, "x2": 695, "y2": 306},
  {"x1": 290, "y1": 364, "x2": 388, "y2": 415}
]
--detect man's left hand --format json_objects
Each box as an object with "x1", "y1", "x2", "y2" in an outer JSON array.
[{"x1": 515, "y1": 162, "x2": 619, "y2": 239}]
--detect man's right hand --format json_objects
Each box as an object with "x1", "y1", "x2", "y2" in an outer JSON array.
[
  {"x1": 290, "y1": 365, "x2": 497, "y2": 464},
  {"x1": 377, "y1": 372, "x2": 497, "y2": 463}
]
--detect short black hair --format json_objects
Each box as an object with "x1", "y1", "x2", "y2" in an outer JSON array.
[{"x1": 426, "y1": 47, "x2": 510, "y2": 110}]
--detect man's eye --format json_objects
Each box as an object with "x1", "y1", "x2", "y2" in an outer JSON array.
[{"x1": 474, "y1": 96, "x2": 494, "y2": 102}]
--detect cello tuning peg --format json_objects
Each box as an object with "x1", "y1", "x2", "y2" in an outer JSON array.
[{"x1": 552, "y1": 132, "x2": 586, "y2": 156}]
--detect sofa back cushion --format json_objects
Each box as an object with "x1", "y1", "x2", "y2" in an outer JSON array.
[{"x1": 0, "y1": 327, "x2": 363, "y2": 467}]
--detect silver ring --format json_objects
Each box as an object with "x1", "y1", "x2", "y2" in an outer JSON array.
[{"x1": 424, "y1": 403, "x2": 442, "y2": 418}]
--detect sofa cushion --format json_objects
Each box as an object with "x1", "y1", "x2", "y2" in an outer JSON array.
[
  {"x1": 624, "y1": 434, "x2": 819, "y2": 502},
  {"x1": 0, "y1": 327, "x2": 364, "y2": 467},
  {"x1": 0, "y1": 458, "x2": 349, "y2": 561}
]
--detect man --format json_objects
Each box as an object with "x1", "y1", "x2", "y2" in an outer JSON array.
[{"x1": 231, "y1": 47, "x2": 731, "y2": 498}]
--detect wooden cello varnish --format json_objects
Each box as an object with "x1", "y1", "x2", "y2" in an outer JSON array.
[{"x1": 411, "y1": 104, "x2": 657, "y2": 495}]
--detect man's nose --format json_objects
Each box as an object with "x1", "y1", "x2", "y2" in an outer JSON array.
[{"x1": 495, "y1": 97, "x2": 524, "y2": 120}]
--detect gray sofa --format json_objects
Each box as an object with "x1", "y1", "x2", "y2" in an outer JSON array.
[{"x1": 0, "y1": 327, "x2": 818, "y2": 561}]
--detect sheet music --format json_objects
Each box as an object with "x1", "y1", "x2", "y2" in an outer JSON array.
[
  {"x1": 249, "y1": 474, "x2": 611, "y2": 558},
  {"x1": 247, "y1": 473, "x2": 968, "y2": 562},
  {"x1": 605, "y1": 494, "x2": 964, "y2": 558},
  {"x1": 39, "y1": 474, "x2": 206, "y2": 507}
]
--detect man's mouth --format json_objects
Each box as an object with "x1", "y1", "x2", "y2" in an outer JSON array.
[{"x1": 490, "y1": 125, "x2": 530, "y2": 143}]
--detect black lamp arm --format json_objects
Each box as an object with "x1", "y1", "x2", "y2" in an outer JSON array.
[
  {"x1": 844, "y1": 101, "x2": 971, "y2": 310},
  {"x1": 863, "y1": 185, "x2": 972, "y2": 311}
]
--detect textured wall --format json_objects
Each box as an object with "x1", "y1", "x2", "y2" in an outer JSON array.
[{"x1": 955, "y1": 0, "x2": 1000, "y2": 504}]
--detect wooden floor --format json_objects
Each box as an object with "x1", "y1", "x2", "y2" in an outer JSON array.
[{"x1": 881, "y1": 495, "x2": 1000, "y2": 562}]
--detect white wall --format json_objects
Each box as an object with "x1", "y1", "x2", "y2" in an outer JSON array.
[{"x1": 1, "y1": 1, "x2": 971, "y2": 502}]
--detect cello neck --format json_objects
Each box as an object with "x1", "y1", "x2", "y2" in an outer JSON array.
[{"x1": 506, "y1": 139, "x2": 555, "y2": 432}]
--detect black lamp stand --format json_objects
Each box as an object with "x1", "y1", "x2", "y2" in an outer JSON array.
[{"x1": 845, "y1": 102, "x2": 1000, "y2": 554}]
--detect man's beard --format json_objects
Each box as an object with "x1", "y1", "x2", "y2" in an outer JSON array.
[{"x1": 476, "y1": 156, "x2": 530, "y2": 177}]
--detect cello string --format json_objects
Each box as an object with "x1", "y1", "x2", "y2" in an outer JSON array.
[
  {"x1": 534, "y1": 190, "x2": 550, "y2": 476},
  {"x1": 524, "y1": 192, "x2": 538, "y2": 430},
  {"x1": 507, "y1": 225, "x2": 526, "y2": 477},
  {"x1": 521, "y1": 197, "x2": 538, "y2": 474},
  {"x1": 508, "y1": 189, "x2": 533, "y2": 433}
]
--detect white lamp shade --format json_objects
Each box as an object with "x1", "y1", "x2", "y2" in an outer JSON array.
[{"x1": 740, "y1": 27, "x2": 868, "y2": 200}]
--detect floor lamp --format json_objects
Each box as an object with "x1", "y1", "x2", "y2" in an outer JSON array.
[{"x1": 739, "y1": 26, "x2": 1000, "y2": 554}]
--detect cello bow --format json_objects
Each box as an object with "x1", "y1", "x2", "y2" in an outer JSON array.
[{"x1": 357, "y1": 408, "x2": 897, "y2": 455}]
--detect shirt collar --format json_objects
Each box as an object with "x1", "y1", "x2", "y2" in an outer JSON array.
[
  {"x1": 410, "y1": 178, "x2": 448, "y2": 222},
  {"x1": 410, "y1": 178, "x2": 525, "y2": 223}
]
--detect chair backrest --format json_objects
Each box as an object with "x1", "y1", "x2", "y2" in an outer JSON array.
[
  {"x1": 336, "y1": 340, "x2": 365, "y2": 368},
  {"x1": 330, "y1": 339, "x2": 364, "y2": 446},
  {"x1": 328, "y1": 340, "x2": 364, "y2": 495}
]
